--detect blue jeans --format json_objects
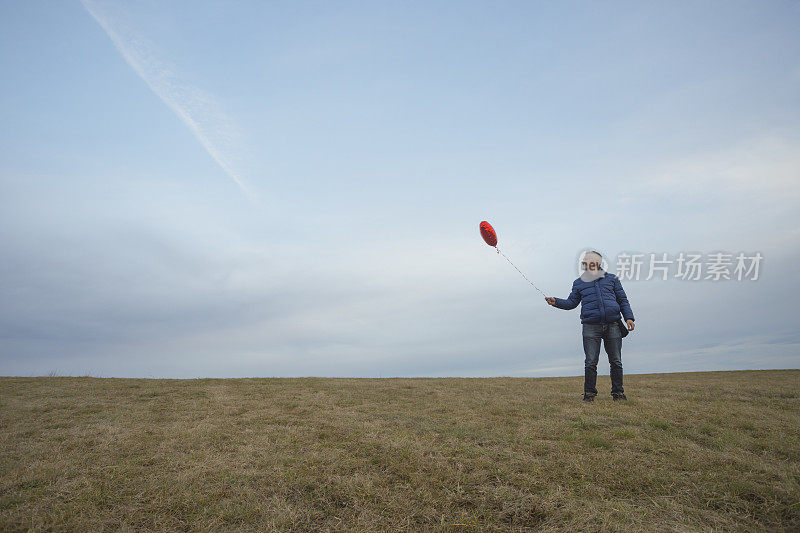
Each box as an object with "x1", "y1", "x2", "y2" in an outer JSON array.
[{"x1": 582, "y1": 322, "x2": 624, "y2": 395}]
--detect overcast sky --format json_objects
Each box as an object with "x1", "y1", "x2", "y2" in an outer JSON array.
[{"x1": 2, "y1": 1, "x2": 799, "y2": 377}]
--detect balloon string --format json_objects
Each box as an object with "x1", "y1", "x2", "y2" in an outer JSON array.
[{"x1": 497, "y1": 247, "x2": 547, "y2": 296}]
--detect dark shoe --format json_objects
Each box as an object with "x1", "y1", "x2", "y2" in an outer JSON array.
[
  {"x1": 612, "y1": 393, "x2": 627, "y2": 401},
  {"x1": 582, "y1": 393, "x2": 596, "y2": 403}
]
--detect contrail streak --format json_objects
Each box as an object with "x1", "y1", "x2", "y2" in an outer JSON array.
[{"x1": 81, "y1": 0, "x2": 252, "y2": 198}]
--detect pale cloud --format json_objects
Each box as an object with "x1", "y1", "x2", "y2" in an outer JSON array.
[
  {"x1": 644, "y1": 136, "x2": 800, "y2": 198},
  {"x1": 3, "y1": 2, "x2": 799, "y2": 378},
  {"x1": 81, "y1": 0, "x2": 253, "y2": 198}
]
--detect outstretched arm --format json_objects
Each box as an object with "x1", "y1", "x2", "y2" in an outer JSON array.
[{"x1": 545, "y1": 284, "x2": 581, "y2": 310}]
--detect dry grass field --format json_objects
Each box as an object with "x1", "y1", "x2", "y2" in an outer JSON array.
[{"x1": 1, "y1": 370, "x2": 798, "y2": 531}]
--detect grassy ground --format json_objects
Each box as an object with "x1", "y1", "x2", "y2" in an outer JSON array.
[{"x1": 1, "y1": 370, "x2": 798, "y2": 532}]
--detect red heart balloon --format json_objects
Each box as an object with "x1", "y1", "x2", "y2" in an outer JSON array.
[{"x1": 479, "y1": 221, "x2": 497, "y2": 247}]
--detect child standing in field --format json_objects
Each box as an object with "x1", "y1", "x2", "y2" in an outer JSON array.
[{"x1": 545, "y1": 251, "x2": 635, "y2": 402}]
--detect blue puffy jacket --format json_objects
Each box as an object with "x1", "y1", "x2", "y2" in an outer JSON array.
[{"x1": 554, "y1": 272, "x2": 635, "y2": 324}]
